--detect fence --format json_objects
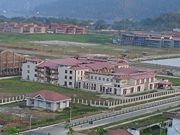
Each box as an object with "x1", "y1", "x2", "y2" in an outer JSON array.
[
  {"x1": 0, "y1": 95, "x2": 25, "y2": 105},
  {"x1": 70, "y1": 96, "x2": 180, "y2": 127},
  {"x1": 73, "y1": 89, "x2": 180, "y2": 108}
]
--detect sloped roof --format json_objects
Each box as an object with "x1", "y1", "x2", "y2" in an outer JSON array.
[{"x1": 27, "y1": 90, "x2": 71, "y2": 102}]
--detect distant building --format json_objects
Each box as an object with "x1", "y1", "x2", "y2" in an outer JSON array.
[
  {"x1": 113, "y1": 32, "x2": 180, "y2": 48},
  {"x1": 26, "y1": 90, "x2": 71, "y2": 111},
  {"x1": 0, "y1": 50, "x2": 26, "y2": 76}
]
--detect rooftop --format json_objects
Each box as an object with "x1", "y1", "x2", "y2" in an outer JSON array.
[{"x1": 27, "y1": 90, "x2": 71, "y2": 102}]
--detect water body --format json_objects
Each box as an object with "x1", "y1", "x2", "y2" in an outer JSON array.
[{"x1": 143, "y1": 58, "x2": 180, "y2": 67}]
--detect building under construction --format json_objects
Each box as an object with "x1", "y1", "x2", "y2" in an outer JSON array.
[{"x1": 0, "y1": 50, "x2": 26, "y2": 76}]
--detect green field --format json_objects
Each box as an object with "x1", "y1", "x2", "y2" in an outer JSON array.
[
  {"x1": 0, "y1": 32, "x2": 112, "y2": 44},
  {"x1": 0, "y1": 77, "x2": 99, "y2": 100}
]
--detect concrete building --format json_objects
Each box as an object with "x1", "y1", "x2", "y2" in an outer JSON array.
[
  {"x1": 0, "y1": 50, "x2": 26, "y2": 76},
  {"x1": 113, "y1": 32, "x2": 180, "y2": 48},
  {"x1": 26, "y1": 90, "x2": 71, "y2": 111},
  {"x1": 80, "y1": 68, "x2": 157, "y2": 95},
  {"x1": 22, "y1": 58, "x2": 43, "y2": 81},
  {"x1": 22, "y1": 56, "x2": 158, "y2": 96}
]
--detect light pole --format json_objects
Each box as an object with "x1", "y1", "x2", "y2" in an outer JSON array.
[
  {"x1": 69, "y1": 107, "x2": 72, "y2": 123},
  {"x1": 29, "y1": 115, "x2": 32, "y2": 130}
]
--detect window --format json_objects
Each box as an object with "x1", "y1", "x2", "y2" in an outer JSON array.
[
  {"x1": 70, "y1": 70, "x2": 73, "y2": 74},
  {"x1": 69, "y1": 82, "x2": 72, "y2": 85},
  {"x1": 65, "y1": 76, "x2": 67, "y2": 79},
  {"x1": 107, "y1": 78, "x2": 109, "y2": 81},
  {"x1": 137, "y1": 86, "x2": 141, "y2": 92},
  {"x1": 27, "y1": 65, "x2": 30, "y2": 68},
  {"x1": 27, "y1": 70, "x2": 30, "y2": 73},
  {"x1": 64, "y1": 81, "x2": 67, "y2": 86},
  {"x1": 103, "y1": 78, "x2": 105, "y2": 81},
  {"x1": 130, "y1": 88, "x2": 134, "y2": 93},
  {"x1": 65, "y1": 70, "x2": 67, "y2": 73},
  {"x1": 91, "y1": 76, "x2": 93, "y2": 79},
  {"x1": 123, "y1": 89, "x2": 127, "y2": 95},
  {"x1": 69, "y1": 76, "x2": 72, "y2": 80},
  {"x1": 99, "y1": 77, "x2": 101, "y2": 80},
  {"x1": 95, "y1": 76, "x2": 97, "y2": 80},
  {"x1": 118, "y1": 85, "x2": 120, "y2": 87},
  {"x1": 46, "y1": 102, "x2": 51, "y2": 107},
  {"x1": 114, "y1": 84, "x2": 117, "y2": 87}
]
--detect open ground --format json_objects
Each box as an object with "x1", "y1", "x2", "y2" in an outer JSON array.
[{"x1": 0, "y1": 33, "x2": 179, "y2": 59}]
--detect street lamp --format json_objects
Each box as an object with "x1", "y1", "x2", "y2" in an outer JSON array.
[
  {"x1": 69, "y1": 107, "x2": 72, "y2": 123},
  {"x1": 29, "y1": 115, "x2": 33, "y2": 130}
]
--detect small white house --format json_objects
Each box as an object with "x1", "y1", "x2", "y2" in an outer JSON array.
[
  {"x1": 26, "y1": 90, "x2": 71, "y2": 112},
  {"x1": 163, "y1": 112, "x2": 180, "y2": 135}
]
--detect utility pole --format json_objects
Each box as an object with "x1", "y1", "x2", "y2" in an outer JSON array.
[
  {"x1": 29, "y1": 115, "x2": 32, "y2": 130},
  {"x1": 69, "y1": 107, "x2": 72, "y2": 123}
]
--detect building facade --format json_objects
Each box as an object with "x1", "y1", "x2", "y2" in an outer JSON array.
[
  {"x1": 22, "y1": 56, "x2": 158, "y2": 96},
  {"x1": 113, "y1": 32, "x2": 180, "y2": 48}
]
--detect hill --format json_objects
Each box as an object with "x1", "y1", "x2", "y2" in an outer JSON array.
[
  {"x1": 0, "y1": 0, "x2": 180, "y2": 20},
  {"x1": 33, "y1": 0, "x2": 180, "y2": 20}
]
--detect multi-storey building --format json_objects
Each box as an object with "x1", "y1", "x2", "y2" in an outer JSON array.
[
  {"x1": 0, "y1": 50, "x2": 26, "y2": 76},
  {"x1": 113, "y1": 32, "x2": 180, "y2": 48},
  {"x1": 22, "y1": 56, "x2": 159, "y2": 96}
]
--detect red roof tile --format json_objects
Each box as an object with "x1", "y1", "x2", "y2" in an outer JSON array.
[{"x1": 27, "y1": 90, "x2": 71, "y2": 102}]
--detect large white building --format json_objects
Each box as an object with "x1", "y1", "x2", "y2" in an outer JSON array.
[{"x1": 22, "y1": 56, "x2": 158, "y2": 96}]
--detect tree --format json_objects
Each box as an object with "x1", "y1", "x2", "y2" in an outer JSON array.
[
  {"x1": 94, "y1": 20, "x2": 108, "y2": 30},
  {"x1": 3, "y1": 127, "x2": 19, "y2": 135},
  {"x1": 65, "y1": 124, "x2": 75, "y2": 135},
  {"x1": 95, "y1": 127, "x2": 107, "y2": 135},
  {"x1": 67, "y1": 127, "x2": 74, "y2": 135}
]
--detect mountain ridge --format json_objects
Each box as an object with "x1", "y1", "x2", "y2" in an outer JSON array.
[{"x1": 0, "y1": 0, "x2": 180, "y2": 20}]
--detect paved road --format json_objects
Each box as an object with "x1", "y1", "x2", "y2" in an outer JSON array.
[{"x1": 21, "y1": 96, "x2": 180, "y2": 135}]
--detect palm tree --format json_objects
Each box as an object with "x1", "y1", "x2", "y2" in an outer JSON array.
[{"x1": 95, "y1": 127, "x2": 107, "y2": 135}]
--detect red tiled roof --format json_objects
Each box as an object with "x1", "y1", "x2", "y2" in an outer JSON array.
[
  {"x1": 83, "y1": 62, "x2": 114, "y2": 70},
  {"x1": 37, "y1": 58, "x2": 83, "y2": 69},
  {"x1": 108, "y1": 129, "x2": 131, "y2": 135},
  {"x1": 27, "y1": 90, "x2": 71, "y2": 102},
  {"x1": 37, "y1": 61, "x2": 59, "y2": 69}
]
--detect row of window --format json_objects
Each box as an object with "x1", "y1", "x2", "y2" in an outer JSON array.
[
  {"x1": 64, "y1": 81, "x2": 72, "y2": 86},
  {"x1": 65, "y1": 75, "x2": 72, "y2": 80},
  {"x1": 83, "y1": 82, "x2": 96, "y2": 90},
  {"x1": 65, "y1": 70, "x2": 73, "y2": 74},
  {"x1": 90, "y1": 75, "x2": 110, "y2": 82}
]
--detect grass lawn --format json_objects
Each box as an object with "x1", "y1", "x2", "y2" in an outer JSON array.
[
  {"x1": 0, "y1": 77, "x2": 99, "y2": 100},
  {"x1": 158, "y1": 77, "x2": 180, "y2": 86},
  {"x1": 0, "y1": 33, "x2": 112, "y2": 44},
  {"x1": 0, "y1": 102, "x2": 105, "y2": 131}
]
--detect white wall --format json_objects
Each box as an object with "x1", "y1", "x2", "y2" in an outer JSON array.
[
  {"x1": 22, "y1": 62, "x2": 37, "y2": 81},
  {"x1": 58, "y1": 66, "x2": 76, "y2": 88},
  {"x1": 168, "y1": 118, "x2": 180, "y2": 135}
]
